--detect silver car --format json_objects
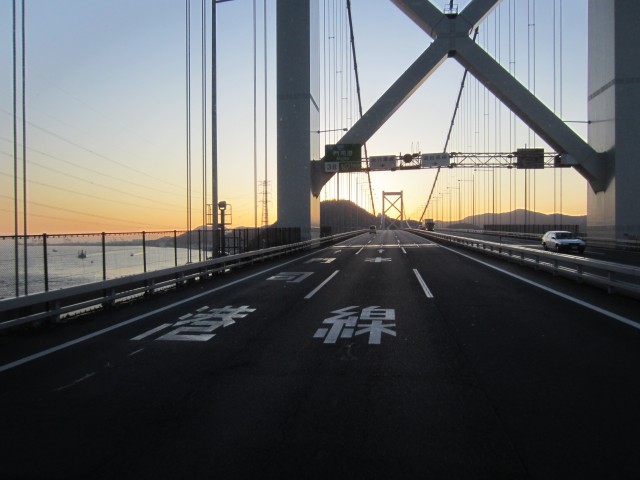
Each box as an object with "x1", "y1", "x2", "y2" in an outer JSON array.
[{"x1": 541, "y1": 230, "x2": 586, "y2": 254}]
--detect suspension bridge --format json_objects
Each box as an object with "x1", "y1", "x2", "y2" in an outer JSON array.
[{"x1": 1, "y1": 1, "x2": 640, "y2": 478}]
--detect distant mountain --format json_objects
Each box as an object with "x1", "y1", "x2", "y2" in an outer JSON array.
[
  {"x1": 320, "y1": 199, "x2": 378, "y2": 234},
  {"x1": 159, "y1": 204, "x2": 585, "y2": 239},
  {"x1": 443, "y1": 208, "x2": 586, "y2": 231}
]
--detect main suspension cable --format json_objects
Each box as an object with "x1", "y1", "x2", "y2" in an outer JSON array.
[{"x1": 346, "y1": 0, "x2": 375, "y2": 216}]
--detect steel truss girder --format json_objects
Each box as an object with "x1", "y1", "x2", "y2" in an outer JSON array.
[{"x1": 311, "y1": 0, "x2": 607, "y2": 197}]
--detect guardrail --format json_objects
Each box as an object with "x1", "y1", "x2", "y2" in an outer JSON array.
[
  {"x1": 436, "y1": 227, "x2": 640, "y2": 251},
  {"x1": 0, "y1": 231, "x2": 363, "y2": 332},
  {"x1": 409, "y1": 229, "x2": 640, "y2": 299}
]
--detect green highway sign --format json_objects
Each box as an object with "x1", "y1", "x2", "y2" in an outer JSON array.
[
  {"x1": 325, "y1": 144, "x2": 362, "y2": 164},
  {"x1": 339, "y1": 161, "x2": 362, "y2": 172}
]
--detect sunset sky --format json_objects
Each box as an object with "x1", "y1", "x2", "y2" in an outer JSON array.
[{"x1": 0, "y1": 0, "x2": 589, "y2": 235}]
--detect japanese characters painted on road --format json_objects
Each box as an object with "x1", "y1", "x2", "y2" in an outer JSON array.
[
  {"x1": 305, "y1": 258, "x2": 336, "y2": 264},
  {"x1": 131, "y1": 305, "x2": 256, "y2": 342},
  {"x1": 267, "y1": 272, "x2": 314, "y2": 283},
  {"x1": 314, "y1": 306, "x2": 396, "y2": 345}
]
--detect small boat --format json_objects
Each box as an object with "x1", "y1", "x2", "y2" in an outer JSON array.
[{"x1": 78, "y1": 250, "x2": 87, "y2": 259}]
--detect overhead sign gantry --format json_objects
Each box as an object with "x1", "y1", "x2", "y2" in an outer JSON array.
[{"x1": 321, "y1": 147, "x2": 568, "y2": 173}]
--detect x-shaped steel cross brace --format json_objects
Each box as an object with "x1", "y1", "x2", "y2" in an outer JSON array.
[{"x1": 311, "y1": 0, "x2": 607, "y2": 197}]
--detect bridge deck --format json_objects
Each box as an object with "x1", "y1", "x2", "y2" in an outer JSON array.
[{"x1": 1, "y1": 230, "x2": 639, "y2": 478}]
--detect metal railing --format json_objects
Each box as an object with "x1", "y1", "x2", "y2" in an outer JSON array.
[
  {"x1": 410, "y1": 229, "x2": 640, "y2": 299},
  {"x1": 0, "y1": 231, "x2": 361, "y2": 331},
  {"x1": 0, "y1": 227, "x2": 301, "y2": 300}
]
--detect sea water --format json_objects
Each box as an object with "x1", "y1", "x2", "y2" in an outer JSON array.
[{"x1": 0, "y1": 243, "x2": 195, "y2": 299}]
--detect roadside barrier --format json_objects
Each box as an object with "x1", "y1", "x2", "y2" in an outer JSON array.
[
  {"x1": 0, "y1": 231, "x2": 362, "y2": 331},
  {"x1": 410, "y1": 229, "x2": 640, "y2": 300}
]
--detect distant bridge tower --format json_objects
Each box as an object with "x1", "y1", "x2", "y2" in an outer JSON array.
[
  {"x1": 382, "y1": 191, "x2": 404, "y2": 230},
  {"x1": 276, "y1": 0, "x2": 320, "y2": 239},
  {"x1": 587, "y1": 0, "x2": 640, "y2": 241}
]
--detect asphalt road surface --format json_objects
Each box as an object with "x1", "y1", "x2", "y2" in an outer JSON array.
[{"x1": 2, "y1": 230, "x2": 640, "y2": 479}]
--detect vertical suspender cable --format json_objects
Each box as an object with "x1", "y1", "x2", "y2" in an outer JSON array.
[
  {"x1": 202, "y1": 0, "x2": 207, "y2": 241},
  {"x1": 12, "y1": 0, "x2": 19, "y2": 297},
  {"x1": 21, "y1": 0, "x2": 28, "y2": 294},
  {"x1": 511, "y1": 0, "x2": 517, "y2": 225},
  {"x1": 211, "y1": 1, "x2": 219, "y2": 257},
  {"x1": 532, "y1": 0, "x2": 536, "y2": 219},
  {"x1": 322, "y1": 0, "x2": 327, "y2": 201},
  {"x1": 553, "y1": 0, "x2": 557, "y2": 225},
  {"x1": 186, "y1": 0, "x2": 192, "y2": 260},
  {"x1": 331, "y1": 0, "x2": 340, "y2": 200},
  {"x1": 346, "y1": 0, "x2": 375, "y2": 215},
  {"x1": 253, "y1": 0, "x2": 257, "y2": 227},
  {"x1": 263, "y1": 0, "x2": 268, "y2": 226},
  {"x1": 559, "y1": 0, "x2": 563, "y2": 226},
  {"x1": 508, "y1": 0, "x2": 512, "y2": 225},
  {"x1": 420, "y1": 28, "x2": 478, "y2": 225}
]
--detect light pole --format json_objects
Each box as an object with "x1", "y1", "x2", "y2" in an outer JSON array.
[
  {"x1": 447, "y1": 186, "x2": 459, "y2": 224},
  {"x1": 440, "y1": 192, "x2": 450, "y2": 226},
  {"x1": 459, "y1": 178, "x2": 474, "y2": 225},
  {"x1": 218, "y1": 201, "x2": 231, "y2": 255}
]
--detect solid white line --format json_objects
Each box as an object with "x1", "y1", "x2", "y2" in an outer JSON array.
[
  {"x1": 413, "y1": 269, "x2": 434, "y2": 298},
  {"x1": 440, "y1": 245, "x2": 640, "y2": 331},
  {"x1": 0, "y1": 246, "x2": 334, "y2": 373},
  {"x1": 305, "y1": 270, "x2": 340, "y2": 299},
  {"x1": 355, "y1": 246, "x2": 364, "y2": 255}
]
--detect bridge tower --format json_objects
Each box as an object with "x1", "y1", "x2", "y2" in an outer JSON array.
[
  {"x1": 276, "y1": 0, "x2": 320, "y2": 240},
  {"x1": 276, "y1": 0, "x2": 640, "y2": 243},
  {"x1": 382, "y1": 192, "x2": 404, "y2": 230},
  {"x1": 587, "y1": 0, "x2": 640, "y2": 241}
]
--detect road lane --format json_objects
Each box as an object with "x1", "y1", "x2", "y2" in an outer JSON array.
[
  {"x1": 1, "y1": 230, "x2": 640, "y2": 478},
  {"x1": 401, "y1": 229, "x2": 640, "y2": 478}
]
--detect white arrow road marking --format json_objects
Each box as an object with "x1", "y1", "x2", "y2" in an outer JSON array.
[
  {"x1": 305, "y1": 258, "x2": 336, "y2": 264},
  {"x1": 365, "y1": 257, "x2": 392, "y2": 263}
]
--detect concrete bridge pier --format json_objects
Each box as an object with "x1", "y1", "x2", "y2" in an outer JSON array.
[
  {"x1": 276, "y1": 0, "x2": 320, "y2": 240},
  {"x1": 588, "y1": 0, "x2": 640, "y2": 241}
]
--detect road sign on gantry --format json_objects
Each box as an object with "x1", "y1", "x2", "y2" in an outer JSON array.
[
  {"x1": 325, "y1": 144, "x2": 362, "y2": 173},
  {"x1": 421, "y1": 153, "x2": 450, "y2": 168},
  {"x1": 369, "y1": 155, "x2": 397, "y2": 171},
  {"x1": 516, "y1": 148, "x2": 545, "y2": 169}
]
